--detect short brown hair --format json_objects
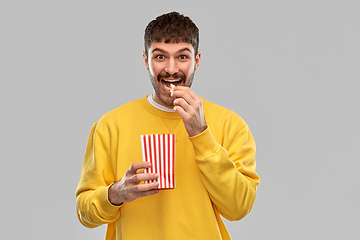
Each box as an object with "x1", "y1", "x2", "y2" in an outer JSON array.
[{"x1": 144, "y1": 12, "x2": 199, "y2": 57}]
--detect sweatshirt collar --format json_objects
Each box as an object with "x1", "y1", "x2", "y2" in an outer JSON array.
[
  {"x1": 147, "y1": 94, "x2": 175, "y2": 112},
  {"x1": 140, "y1": 95, "x2": 181, "y2": 119}
]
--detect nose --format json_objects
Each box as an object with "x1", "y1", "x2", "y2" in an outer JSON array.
[{"x1": 165, "y1": 58, "x2": 179, "y2": 75}]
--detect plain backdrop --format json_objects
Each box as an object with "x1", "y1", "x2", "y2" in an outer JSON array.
[{"x1": 1, "y1": 0, "x2": 359, "y2": 239}]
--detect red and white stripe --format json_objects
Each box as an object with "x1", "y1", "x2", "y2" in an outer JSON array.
[{"x1": 140, "y1": 134, "x2": 175, "y2": 189}]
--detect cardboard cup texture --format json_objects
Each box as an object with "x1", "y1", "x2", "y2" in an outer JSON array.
[{"x1": 140, "y1": 134, "x2": 175, "y2": 189}]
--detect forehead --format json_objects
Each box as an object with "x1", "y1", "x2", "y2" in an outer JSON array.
[{"x1": 148, "y1": 40, "x2": 195, "y2": 54}]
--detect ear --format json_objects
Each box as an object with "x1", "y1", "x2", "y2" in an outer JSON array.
[
  {"x1": 194, "y1": 51, "x2": 201, "y2": 71},
  {"x1": 142, "y1": 51, "x2": 149, "y2": 71}
]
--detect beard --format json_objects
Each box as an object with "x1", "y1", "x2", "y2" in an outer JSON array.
[{"x1": 149, "y1": 70, "x2": 195, "y2": 107}]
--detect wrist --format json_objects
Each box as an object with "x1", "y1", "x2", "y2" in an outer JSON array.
[
  {"x1": 108, "y1": 182, "x2": 123, "y2": 206},
  {"x1": 188, "y1": 125, "x2": 208, "y2": 137}
]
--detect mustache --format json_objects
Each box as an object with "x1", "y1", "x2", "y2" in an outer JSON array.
[{"x1": 157, "y1": 71, "x2": 186, "y2": 81}]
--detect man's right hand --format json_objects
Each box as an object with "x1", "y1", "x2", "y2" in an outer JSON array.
[{"x1": 108, "y1": 161, "x2": 159, "y2": 206}]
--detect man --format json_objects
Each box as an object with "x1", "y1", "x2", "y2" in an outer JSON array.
[{"x1": 76, "y1": 12, "x2": 260, "y2": 240}]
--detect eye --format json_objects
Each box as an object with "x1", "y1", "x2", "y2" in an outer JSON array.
[
  {"x1": 179, "y1": 55, "x2": 187, "y2": 60},
  {"x1": 156, "y1": 55, "x2": 165, "y2": 59}
]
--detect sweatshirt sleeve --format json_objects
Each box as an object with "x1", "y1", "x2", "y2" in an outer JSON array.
[
  {"x1": 189, "y1": 123, "x2": 260, "y2": 221},
  {"x1": 75, "y1": 121, "x2": 121, "y2": 228}
]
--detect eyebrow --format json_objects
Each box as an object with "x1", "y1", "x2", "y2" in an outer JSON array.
[{"x1": 152, "y1": 47, "x2": 192, "y2": 54}]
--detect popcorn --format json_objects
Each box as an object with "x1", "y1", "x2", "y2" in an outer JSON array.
[
  {"x1": 170, "y1": 83, "x2": 175, "y2": 94},
  {"x1": 140, "y1": 134, "x2": 175, "y2": 189}
]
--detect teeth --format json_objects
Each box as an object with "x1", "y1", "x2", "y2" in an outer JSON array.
[
  {"x1": 163, "y1": 84, "x2": 173, "y2": 90},
  {"x1": 162, "y1": 79, "x2": 182, "y2": 90},
  {"x1": 162, "y1": 78, "x2": 181, "y2": 82}
]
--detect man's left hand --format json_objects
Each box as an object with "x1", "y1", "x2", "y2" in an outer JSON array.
[{"x1": 172, "y1": 86, "x2": 207, "y2": 137}]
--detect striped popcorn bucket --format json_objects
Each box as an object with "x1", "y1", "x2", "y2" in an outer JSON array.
[{"x1": 140, "y1": 134, "x2": 175, "y2": 189}]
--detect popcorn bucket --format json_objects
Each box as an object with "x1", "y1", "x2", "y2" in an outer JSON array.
[{"x1": 140, "y1": 134, "x2": 175, "y2": 189}]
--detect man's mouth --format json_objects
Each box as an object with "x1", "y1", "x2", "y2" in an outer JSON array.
[{"x1": 161, "y1": 78, "x2": 183, "y2": 92}]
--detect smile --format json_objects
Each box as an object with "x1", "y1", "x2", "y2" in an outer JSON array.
[{"x1": 161, "y1": 78, "x2": 182, "y2": 91}]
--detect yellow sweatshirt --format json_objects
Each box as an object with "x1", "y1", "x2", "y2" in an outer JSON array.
[{"x1": 76, "y1": 96, "x2": 260, "y2": 240}]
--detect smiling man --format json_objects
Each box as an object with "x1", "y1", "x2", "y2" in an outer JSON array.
[
  {"x1": 144, "y1": 41, "x2": 200, "y2": 109},
  {"x1": 76, "y1": 12, "x2": 260, "y2": 240}
]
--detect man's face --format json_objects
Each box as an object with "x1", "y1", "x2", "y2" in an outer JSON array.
[{"x1": 143, "y1": 40, "x2": 201, "y2": 108}]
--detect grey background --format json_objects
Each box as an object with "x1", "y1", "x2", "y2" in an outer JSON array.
[{"x1": 1, "y1": 0, "x2": 359, "y2": 239}]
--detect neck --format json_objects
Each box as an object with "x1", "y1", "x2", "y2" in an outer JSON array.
[{"x1": 148, "y1": 94, "x2": 175, "y2": 112}]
